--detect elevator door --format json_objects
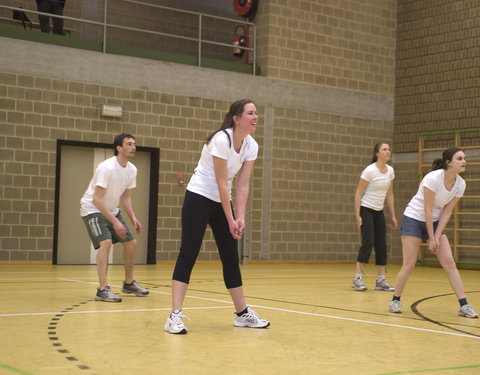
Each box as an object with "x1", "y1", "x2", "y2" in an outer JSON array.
[{"x1": 56, "y1": 145, "x2": 150, "y2": 265}]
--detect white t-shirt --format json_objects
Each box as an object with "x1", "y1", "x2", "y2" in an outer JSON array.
[
  {"x1": 360, "y1": 163, "x2": 395, "y2": 211},
  {"x1": 404, "y1": 168, "x2": 465, "y2": 222},
  {"x1": 80, "y1": 156, "x2": 137, "y2": 217},
  {"x1": 187, "y1": 128, "x2": 258, "y2": 202}
]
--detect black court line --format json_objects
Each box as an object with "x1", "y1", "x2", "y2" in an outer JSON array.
[
  {"x1": 185, "y1": 286, "x2": 480, "y2": 332},
  {"x1": 136, "y1": 282, "x2": 480, "y2": 330},
  {"x1": 47, "y1": 300, "x2": 100, "y2": 375},
  {"x1": 411, "y1": 291, "x2": 480, "y2": 337}
]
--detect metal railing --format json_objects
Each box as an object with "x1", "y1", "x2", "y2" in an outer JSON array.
[{"x1": 1, "y1": 0, "x2": 257, "y2": 74}]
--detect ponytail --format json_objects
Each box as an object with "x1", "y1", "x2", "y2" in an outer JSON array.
[
  {"x1": 430, "y1": 147, "x2": 462, "y2": 171},
  {"x1": 430, "y1": 158, "x2": 445, "y2": 171}
]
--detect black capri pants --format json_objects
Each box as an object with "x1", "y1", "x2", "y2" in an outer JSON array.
[
  {"x1": 357, "y1": 206, "x2": 388, "y2": 266},
  {"x1": 172, "y1": 190, "x2": 242, "y2": 289}
]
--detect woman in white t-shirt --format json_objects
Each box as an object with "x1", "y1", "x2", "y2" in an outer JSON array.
[
  {"x1": 164, "y1": 99, "x2": 270, "y2": 334},
  {"x1": 352, "y1": 143, "x2": 398, "y2": 291},
  {"x1": 389, "y1": 147, "x2": 478, "y2": 318}
]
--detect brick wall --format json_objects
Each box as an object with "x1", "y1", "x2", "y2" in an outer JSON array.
[
  {"x1": 252, "y1": 109, "x2": 393, "y2": 261},
  {"x1": 0, "y1": 71, "x2": 254, "y2": 261},
  {"x1": 0, "y1": 67, "x2": 394, "y2": 262},
  {"x1": 395, "y1": 0, "x2": 480, "y2": 152},
  {"x1": 392, "y1": 0, "x2": 480, "y2": 265},
  {"x1": 0, "y1": 0, "x2": 398, "y2": 263},
  {"x1": 2, "y1": 1, "x2": 396, "y2": 88},
  {"x1": 255, "y1": 0, "x2": 397, "y2": 95}
]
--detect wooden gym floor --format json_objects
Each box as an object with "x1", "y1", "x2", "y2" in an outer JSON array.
[{"x1": 0, "y1": 263, "x2": 479, "y2": 375}]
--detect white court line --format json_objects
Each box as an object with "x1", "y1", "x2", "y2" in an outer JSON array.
[
  {"x1": 248, "y1": 304, "x2": 480, "y2": 340},
  {"x1": 1, "y1": 299, "x2": 478, "y2": 340},
  {"x1": 2, "y1": 269, "x2": 479, "y2": 286},
  {"x1": 2, "y1": 277, "x2": 477, "y2": 341},
  {"x1": 0, "y1": 277, "x2": 63, "y2": 281},
  {"x1": 57, "y1": 277, "x2": 235, "y2": 305},
  {"x1": 0, "y1": 306, "x2": 232, "y2": 317},
  {"x1": 2, "y1": 273, "x2": 478, "y2": 286}
]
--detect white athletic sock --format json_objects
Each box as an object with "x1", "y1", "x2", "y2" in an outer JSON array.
[
  {"x1": 377, "y1": 275, "x2": 385, "y2": 282},
  {"x1": 355, "y1": 273, "x2": 363, "y2": 280}
]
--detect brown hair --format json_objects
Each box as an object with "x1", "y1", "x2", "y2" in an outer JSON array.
[
  {"x1": 371, "y1": 142, "x2": 389, "y2": 163},
  {"x1": 205, "y1": 99, "x2": 255, "y2": 146},
  {"x1": 431, "y1": 147, "x2": 463, "y2": 171},
  {"x1": 113, "y1": 133, "x2": 135, "y2": 156}
]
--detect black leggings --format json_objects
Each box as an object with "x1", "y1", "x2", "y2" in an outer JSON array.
[
  {"x1": 172, "y1": 190, "x2": 242, "y2": 289},
  {"x1": 357, "y1": 206, "x2": 387, "y2": 265}
]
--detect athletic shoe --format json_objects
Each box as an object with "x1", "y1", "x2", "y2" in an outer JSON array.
[
  {"x1": 234, "y1": 307, "x2": 270, "y2": 328},
  {"x1": 375, "y1": 279, "x2": 395, "y2": 291},
  {"x1": 122, "y1": 280, "x2": 149, "y2": 296},
  {"x1": 389, "y1": 300, "x2": 402, "y2": 313},
  {"x1": 458, "y1": 304, "x2": 479, "y2": 318},
  {"x1": 164, "y1": 311, "x2": 188, "y2": 334},
  {"x1": 352, "y1": 278, "x2": 367, "y2": 291},
  {"x1": 95, "y1": 285, "x2": 122, "y2": 302}
]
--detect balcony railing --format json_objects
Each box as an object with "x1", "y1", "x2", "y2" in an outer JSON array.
[{"x1": 0, "y1": 0, "x2": 257, "y2": 74}]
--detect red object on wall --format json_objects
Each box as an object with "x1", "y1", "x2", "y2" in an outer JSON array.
[
  {"x1": 232, "y1": 25, "x2": 247, "y2": 56},
  {"x1": 177, "y1": 172, "x2": 184, "y2": 185},
  {"x1": 233, "y1": 0, "x2": 258, "y2": 20}
]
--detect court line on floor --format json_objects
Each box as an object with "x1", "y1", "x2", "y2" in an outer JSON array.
[
  {"x1": 410, "y1": 292, "x2": 480, "y2": 337},
  {"x1": 57, "y1": 277, "x2": 236, "y2": 304},
  {"x1": 2, "y1": 277, "x2": 478, "y2": 340},
  {"x1": 186, "y1": 286, "x2": 479, "y2": 331},
  {"x1": 246, "y1": 304, "x2": 480, "y2": 340},
  {"x1": 55, "y1": 278, "x2": 480, "y2": 339},
  {"x1": 376, "y1": 363, "x2": 480, "y2": 375},
  {"x1": 2, "y1": 302, "x2": 477, "y2": 340},
  {"x1": 0, "y1": 306, "x2": 232, "y2": 317},
  {"x1": 0, "y1": 363, "x2": 36, "y2": 375},
  {"x1": 1, "y1": 272, "x2": 479, "y2": 286}
]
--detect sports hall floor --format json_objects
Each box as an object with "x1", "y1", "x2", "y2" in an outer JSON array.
[{"x1": 0, "y1": 263, "x2": 479, "y2": 375}]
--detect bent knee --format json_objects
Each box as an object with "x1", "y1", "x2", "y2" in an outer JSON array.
[
  {"x1": 441, "y1": 258, "x2": 457, "y2": 270},
  {"x1": 401, "y1": 261, "x2": 417, "y2": 272}
]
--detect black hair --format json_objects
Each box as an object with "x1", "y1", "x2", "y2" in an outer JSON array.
[
  {"x1": 431, "y1": 147, "x2": 463, "y2": 171},
  {"x1": 113, "y1": 133, "x2": 135, "y2": 156},
  {"x1": 205, "y1": 99, "x2": 255, "y2": 146},
  {"x1": 371, "y1": 142, "x2": 390, "y2": 163}
]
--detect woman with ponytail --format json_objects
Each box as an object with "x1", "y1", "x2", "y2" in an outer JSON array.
[
  {"x1": 389, "y1": 147, "x2": 478, "y2": 318},
  {"x1": 164, "y1": 99, "x2": 270, "y2": 334},
  {"x1": 352, "y1": 143, "x2": 397, "y2": 291}
]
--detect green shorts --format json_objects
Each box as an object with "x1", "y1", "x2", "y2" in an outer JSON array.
[{"x1": 82, "y1": 211, "x2": 134, "y2": 249}]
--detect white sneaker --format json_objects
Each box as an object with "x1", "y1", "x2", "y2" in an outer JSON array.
[
  {"x1": 352, "y1": 277, "x2": 367, "y2": 291},
  {"x1": 458, "y1": 304, "x2": 479, "y2": 318},
  {"x1": 122, "y1": 280, "x2": 149, "y2": 296},
  {"x1": 234, "y1": 307, "x2": 270, "y2": 328},
  {"x1": 389, "y1": 300, "x2": 402, "y2": 313},
  {"x1": 95, "y1": 285, "x2": 122, "y2": 302},
  {"x1": 375, "y1": 279, "x2": 395, "y2": 292},
  {"x1": 164, "y1": 311, "x2": 188, "y2": 334}
]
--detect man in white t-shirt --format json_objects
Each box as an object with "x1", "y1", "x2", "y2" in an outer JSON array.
[{"x1": 80, "y1": 133, "x2": 149, "y2": 302}]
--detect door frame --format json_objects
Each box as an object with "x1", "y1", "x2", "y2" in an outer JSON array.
[{"x1": 52, "y1": 139, "x2": 160, "y2": 265}]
